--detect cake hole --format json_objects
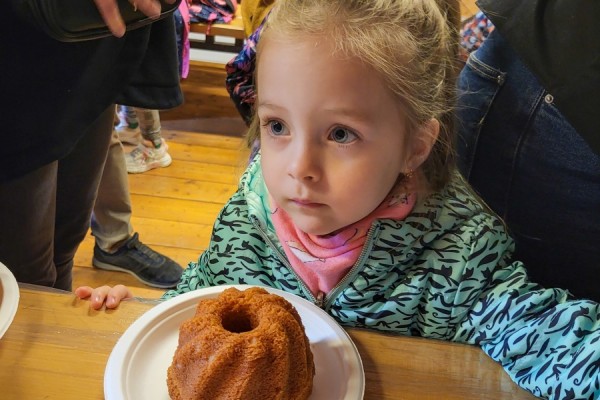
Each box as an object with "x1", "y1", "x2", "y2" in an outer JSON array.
[{"x1": 221, "y1": 310, "x2": 255, "y2": 333}]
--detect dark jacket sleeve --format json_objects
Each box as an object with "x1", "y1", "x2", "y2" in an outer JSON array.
[
  {"x1": 116, "y1": 17, "x2": 183, "y2": 109},
  {"x1": 1, "y1": 4, "x2": 182, "y2": 181},
  {"x1": 477, "y1": 0, "x2": 600, "y2": 154}
]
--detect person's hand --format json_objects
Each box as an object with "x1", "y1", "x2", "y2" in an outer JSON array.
[
  {"x1": 75, "y1": 284, "x2": 133, "y2": 310},
  {"x1": 93, "y1": 0, "x2": 177, "y2": 38}
]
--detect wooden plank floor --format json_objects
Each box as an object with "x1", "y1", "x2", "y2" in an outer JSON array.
[
  {"x1": 459, "y1": 0, "x2": 479, "y2": 19},
  {"x1": 72, "y1": 129, "x2": 250, "y2": 299}
]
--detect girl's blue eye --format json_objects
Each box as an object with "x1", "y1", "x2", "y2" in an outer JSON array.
[
  {"x1": 329, "y1": 127, "x2": 357, "y2": 144},
  {"x1": 268, "y1": 120, "x2": 287, "y2": 136}
]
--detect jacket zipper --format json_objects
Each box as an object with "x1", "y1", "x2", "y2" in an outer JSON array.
[
  {"x1": 249, "y1": 215, "x2": 318, "y2": 304},
  {"x1": 324, "y1": 221, "x2": 380, "y2": 307},
  {"x1": 250, "y1": 215, "x2": 380, "y2": 310}
]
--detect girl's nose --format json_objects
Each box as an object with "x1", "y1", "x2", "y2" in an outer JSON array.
[{"x1": 287, "y1": 143, "x2": 320, "y2": 182}]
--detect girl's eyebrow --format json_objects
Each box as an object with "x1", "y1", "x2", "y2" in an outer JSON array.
[
  {"x1": 256, "y1": 103, "x2": 290, "y2": 117},
  {"x1": 319, "y1": 106, "x2": 375, "y2": 124},
  {"x1": 256, "y1": 101, "x2": 282, "y2": 110},
  {"x1": 259, "y1": 101, "x2": 371, "y2": 119},
  {"x1": 322, "y1": 106, "x2": 369, "y2": 118}
]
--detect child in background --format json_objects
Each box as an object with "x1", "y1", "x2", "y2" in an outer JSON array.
[
  {"x1": 77, "y1": 0, "x2": 600, "y2": 398},
  {"x1": 225, "y1": 0, "x2": 275, "y2": 126},
  {"x1": 458, "y1": 10, "x2": 494, "y2": 61},
  {"x1": 114, "y1": 0, "x2": 190, "y2": 174},
  {"x1": 115, "y1": 105, "x2": 173, "y2": 173}
]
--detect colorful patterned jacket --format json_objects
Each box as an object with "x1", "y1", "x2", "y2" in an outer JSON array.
[{"x1": 164, "y1": 156, "x2": 600, "y2": 399}]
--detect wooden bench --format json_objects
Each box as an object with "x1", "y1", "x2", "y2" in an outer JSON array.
[{"x1": 188, "y1": 7, "x2": 245, "y2": 53}]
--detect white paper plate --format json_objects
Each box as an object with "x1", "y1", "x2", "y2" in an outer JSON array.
[
  {"x1": 0, "y1": 261, "x2": 20, "y2": 339},
  {"x1": 105, "y1": 284, "x2": 364, "y2": 400}
]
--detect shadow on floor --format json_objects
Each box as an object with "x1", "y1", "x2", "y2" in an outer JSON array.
[{"x1": 161, "y1": 117, "x2": 247, "y2": 137}]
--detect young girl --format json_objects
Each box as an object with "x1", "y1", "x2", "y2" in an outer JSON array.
[{"x1": 77, "y1": 0, "x2": 600, "y2": 398}]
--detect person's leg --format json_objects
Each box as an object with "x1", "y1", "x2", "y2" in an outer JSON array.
[
  {"x1": 91, "y1": 129, "x2": 134, "y2": 252},
  {"x1": 53, "y1": 105, "x2": 115, "y2": 290},
  {"x1": 90, "y1": 117, "x2": 183, "y2": 288},
  {"x1": 118, "y1": 105, "x2": 138, "y2": 127},
  {"x1": 125, "y1": 108, "x2": 172, "y2": 173},
  {"x1": 115, "y1": 105, "x2": 142, "y2": 145},
  {"x1": 137, "y1": 108, "x2": 162, "y2": 145},
  {"x1": 0, "y1": 163, "x2": 58, "y2": 286}
]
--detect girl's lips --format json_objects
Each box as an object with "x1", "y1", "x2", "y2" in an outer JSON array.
[{"x1": 290, "y1": 198, "x2": 324, "y2": 208}]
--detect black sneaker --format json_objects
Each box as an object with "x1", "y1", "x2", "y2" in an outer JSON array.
[{"x1": 92, "y1": 233, "x2": 183, "y2": 288}]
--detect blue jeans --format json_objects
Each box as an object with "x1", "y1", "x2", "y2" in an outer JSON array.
[{"x1": 456, "y1": 31, "x2": 600, "y2": 301}]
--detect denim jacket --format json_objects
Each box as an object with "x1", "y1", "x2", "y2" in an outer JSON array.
[{"x1": 165, "y1": 155, "x2": 600, "y2": 399}]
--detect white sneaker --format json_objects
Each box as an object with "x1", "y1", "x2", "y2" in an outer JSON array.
[{"x1": 125, "y1": 139, "x2": 172, "y2": 173}]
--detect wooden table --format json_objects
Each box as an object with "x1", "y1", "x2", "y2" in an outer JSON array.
[{"x1": 0, "y1": 285, "x2": 536, "y2": 400}]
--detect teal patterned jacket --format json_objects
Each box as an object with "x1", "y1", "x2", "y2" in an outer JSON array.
[{"x1": 164, "y1": 156, "x2": 600, "y2": 399}]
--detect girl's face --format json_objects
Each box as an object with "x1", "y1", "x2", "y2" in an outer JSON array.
[{"x1": 257, "y1": 36, "x2": 421, "y2": 236}]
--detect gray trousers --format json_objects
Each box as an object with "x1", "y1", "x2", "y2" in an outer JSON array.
[
  {"x1": 91, "y1": 123, "x2": 134, "y2": 253},
  {"x1": 0, "y1": 106, "x2": 114, "y2": 290}
]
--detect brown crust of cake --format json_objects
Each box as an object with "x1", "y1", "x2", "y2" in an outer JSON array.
[{"x1": 167, "y1": 287, "x2": 315, "y2": 400}]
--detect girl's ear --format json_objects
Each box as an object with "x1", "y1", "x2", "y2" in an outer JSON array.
[{"x1": 407, "y1": 118, "x2": 439, "y2": 170}]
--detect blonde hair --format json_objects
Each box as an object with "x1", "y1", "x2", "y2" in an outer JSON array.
[{"x1": 248, "y1": 0, "x2": 460, "y2": 190}]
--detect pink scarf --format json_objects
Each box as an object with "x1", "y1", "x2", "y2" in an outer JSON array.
[{"x1": 270, "y1": 186, "x2": 416, "y2": 296}]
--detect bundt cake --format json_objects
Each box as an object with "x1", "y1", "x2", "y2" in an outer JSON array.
[{"x1": 167, "y1": 287, "x2": 315, "y2": 400}]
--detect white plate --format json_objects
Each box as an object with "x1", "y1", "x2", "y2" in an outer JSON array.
[
  {"x1": 0, "y1": 261, "x2": 20, "y2": 339},
  {"x1": 105, "y1": 284, "x2": 364, "y2": 400}
]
